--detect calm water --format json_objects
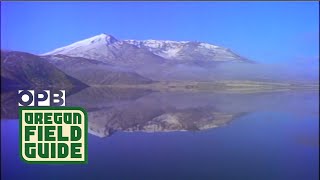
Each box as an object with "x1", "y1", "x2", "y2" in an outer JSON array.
[{"x1": 1, "y1": 88, "x2": 319, "y2": 180}]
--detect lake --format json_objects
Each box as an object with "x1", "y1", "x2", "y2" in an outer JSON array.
[{"x1": 1, "y1": 88, "x2": 319, "y2": 180}]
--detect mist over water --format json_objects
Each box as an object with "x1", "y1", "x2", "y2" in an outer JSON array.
[
  {"x1": 211, "y1": 61, "x2": 319, "y2": 83},
  {"x1": 132, "y1": 59, "x2": 319, "y2": 83}
]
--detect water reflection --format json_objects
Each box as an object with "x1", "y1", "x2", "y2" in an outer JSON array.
[
  {"x1": 2, "y1": 87, "x2": 318, "y2": 139},
  {"x1": 2, "y1": 87, "x2": 318, "y2": 180},
  {"x1": 66, "y1": 87, "x2": 246, "y2": 137}
]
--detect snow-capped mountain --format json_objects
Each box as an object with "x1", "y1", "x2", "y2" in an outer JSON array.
[
  {"x1": 40, "y1": 33, "x2": 252, "y2": 82},
  {"x1": 43, "y1": 33, "x2": 249, "y2": 64},
  {"x1": 43, "y1": 34, "x2": 118, "y2": 56},
  {"x1": 124, "y1": 40, "x2": 247, "y2": 62},
  {"x1": 43, "y1": 34, "x2": 166, "y2": 66}
]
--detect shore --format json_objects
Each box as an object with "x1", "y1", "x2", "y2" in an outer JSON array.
[{"x1": 90, "y1": 80, "x2": 319, "y2": 93}]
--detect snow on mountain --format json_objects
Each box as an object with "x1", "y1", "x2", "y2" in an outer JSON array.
[
  {"x1": 124, "y1": 40, "x2": 248, "y2": 62},
  {"x1": 124, "y1": 40, "x2": 189, "y2": 59},
  {"x1": 43, "y1": 33, "x2": 249, "y2": 64},
  {"x1": 42, "y1": 33, "x2": 165, "y2": 66},
  {"x1": 42, "y1": 34, "x2": 121, "y2": 60}
]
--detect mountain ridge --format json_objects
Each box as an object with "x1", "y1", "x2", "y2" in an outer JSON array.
[
  {"x1": 42, "y1": 33, "x2": 250, "y2": 64},
  {"x1": 1, "y1": 51, "x2": 88, "y2": 91}
]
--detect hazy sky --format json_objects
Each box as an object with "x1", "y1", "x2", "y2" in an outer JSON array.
[{"x1": 1, "y1": 2, "x2": 319, "y2": 63}]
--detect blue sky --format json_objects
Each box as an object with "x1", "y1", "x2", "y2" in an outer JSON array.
[{"x1": 1, "y1": 2, "x2": 319, "y2": 63}]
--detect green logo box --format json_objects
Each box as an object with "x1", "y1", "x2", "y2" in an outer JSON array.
[{"x1": 19, "y1": 107, "x2": 88, "y2": 164}]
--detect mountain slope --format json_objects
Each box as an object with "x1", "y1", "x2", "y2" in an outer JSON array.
[
  {"x1": 43, "y1": 33, "x2": 250, "y2": 65},
  {"x1": 40, "y1": 33, "x2": 253, "y2": 82},
  {"x1": 43, "y1": 34, "x2": 166, "y2": 67},
  {"x1": 46, "y1": 54, "x2": 154, "y2": 85},
  {"x1": 125, "y1": 40, "x2": 249, "y2": 62},
  {"x1": 1, "y1": 51, "x2": 87, "y2": 90}
]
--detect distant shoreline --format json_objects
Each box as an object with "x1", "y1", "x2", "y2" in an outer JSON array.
[{"x1": 91, "y1": 80, "x2": 320, "y2": 93}]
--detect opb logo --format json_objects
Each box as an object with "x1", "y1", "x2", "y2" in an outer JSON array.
[{"x1": 18, "y1": 90, "x2": 65, "y2": 106}]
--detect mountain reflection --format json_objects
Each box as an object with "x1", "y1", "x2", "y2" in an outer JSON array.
[
  {"x1": 2, "y1": 87, "x2": 317, "y2": 138},
  {"x1": 66, "y1": 87, "x2": 247, "y2": 138}
]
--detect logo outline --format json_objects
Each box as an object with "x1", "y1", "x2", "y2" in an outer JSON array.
[{"x1": 19, "y1": 106, "x2": 88, "y2": 164}]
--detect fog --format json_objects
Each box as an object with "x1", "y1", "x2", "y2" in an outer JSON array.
[
  {"x1": 210, "y1": 61, "x2": 319, "y2": 83},
  {"x1": 135, "y1": 60, "x2": 319, "y2": 83}
]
